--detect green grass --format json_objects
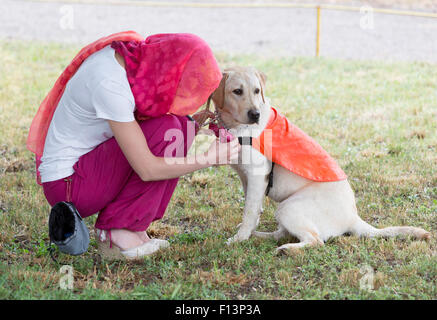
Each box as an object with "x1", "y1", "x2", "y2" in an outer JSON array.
[{"x1": 0, "y1": 40, "x2": 436, "y2": 300}]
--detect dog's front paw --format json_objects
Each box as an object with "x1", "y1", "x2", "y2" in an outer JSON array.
[
  {"x1": 226, "y1": 231, "x2": 251, "y2": 245},
  {"x1": 226, "y1": 236, "x2": 238, "y2": 246}
]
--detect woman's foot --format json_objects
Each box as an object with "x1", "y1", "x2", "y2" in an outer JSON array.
[
  {"x1": 134, "y1": 231, "x2": 151, "y2": 243},
  {"x1": 110, "y1": 229, "x2": 145, "y2": 251}
]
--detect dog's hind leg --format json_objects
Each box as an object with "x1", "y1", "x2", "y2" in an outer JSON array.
[
  {"x1": 275, "y1": 228, "x2": 324, "y2": 254},
  {"x1": 274, "y1": 197, "x2": 324, "y2": 254},
  {"x1": 252, "y1": 226, "x2": 287, "y2": 240}
]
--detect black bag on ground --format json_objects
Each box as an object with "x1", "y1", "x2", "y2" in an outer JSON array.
[{"x1": 48, "y1": 201, "x2": 89, "y2": 256}]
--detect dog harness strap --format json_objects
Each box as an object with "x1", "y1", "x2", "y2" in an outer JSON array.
[{"x1": 265, "y1": 162, "x2": 275, "y2": 196}]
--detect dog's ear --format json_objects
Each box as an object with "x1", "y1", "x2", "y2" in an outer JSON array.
[
  {"x1": 255, "y1": 70, "x2": 267, "y2": 103},
  {"x1": 211, "y1": 72, "x2": 229, "y2": 110}
]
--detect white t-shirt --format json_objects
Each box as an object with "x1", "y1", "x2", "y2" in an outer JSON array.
[{"x1": 39, "y1": 46, "x2": 136, "y2": 183}]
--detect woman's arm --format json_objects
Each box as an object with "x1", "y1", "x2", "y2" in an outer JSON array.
[{"x1": 108, "y1": 120, "x2": 240, "y2": 181}]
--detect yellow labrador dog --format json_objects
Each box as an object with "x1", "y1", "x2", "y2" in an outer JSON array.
[{"x1": 210, "y1": 66, "x2": 430, "y2": 253}]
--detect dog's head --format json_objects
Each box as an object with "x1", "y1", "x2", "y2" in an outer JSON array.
[{"x1": 211, "y1": 66, "x2": 267, "y2": 129}]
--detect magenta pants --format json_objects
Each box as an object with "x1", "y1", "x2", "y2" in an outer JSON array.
[{"x1": 42, "y1": 114, "x2": 195, "y2": 232}]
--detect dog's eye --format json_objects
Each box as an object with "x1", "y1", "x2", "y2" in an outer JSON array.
[
  {"x1": 254, "y1": 88, "x2": 260, "y2": 94},
  {"x1": 233, "y1": 88, "x2": 243, "y2": 95}
]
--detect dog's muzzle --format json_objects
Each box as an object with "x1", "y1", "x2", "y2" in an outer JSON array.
[{"x1": 247, "y1": 109, "x2": 260, "y2": 124}]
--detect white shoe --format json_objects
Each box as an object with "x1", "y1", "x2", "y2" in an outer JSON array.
[
  {"x1": 120, "y1": 239, "x2": 170, "y2": 259},
  {"x1": 95, "y1": 228, "x2": 169, "y2": 260}
]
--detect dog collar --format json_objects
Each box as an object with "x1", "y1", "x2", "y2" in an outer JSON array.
[
  {"x1": 238, "y1": 136, "x2": 252, "y2": 146},
  {"x1": 214, "y1": 110, "x2": 229, "y2": 130},
  {"x1": 214, "y1": 110, "x2": 251, "y2": 146},
  {"x1": 210, "y1": 109, "x2": 275, "y2": 196}
]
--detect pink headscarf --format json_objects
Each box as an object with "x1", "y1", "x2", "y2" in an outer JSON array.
[{"x1": 112, "y1": 33, "x2": 222, "y2": 119}]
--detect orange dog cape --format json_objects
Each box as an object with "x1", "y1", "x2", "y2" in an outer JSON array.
[{"x1": 252, "y1": 107, "x2": 347, "y2": 182}]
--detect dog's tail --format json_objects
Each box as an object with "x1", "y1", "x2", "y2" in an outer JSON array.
[{"x1": 350, "y1": 217, "x2": 431, "y2": 240}]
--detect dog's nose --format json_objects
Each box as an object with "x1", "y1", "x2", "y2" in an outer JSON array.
[{"x1": 248, "y1": 109, "x2": 260, "y2": 123}]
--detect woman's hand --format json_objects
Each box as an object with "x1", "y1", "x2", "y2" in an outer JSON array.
[
  {"x1": 108, "y1": 119, "x2": 240, "y2": 182},
  {"x1": 204, "y1": 135, "x2": 240, "y2": 166}
]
